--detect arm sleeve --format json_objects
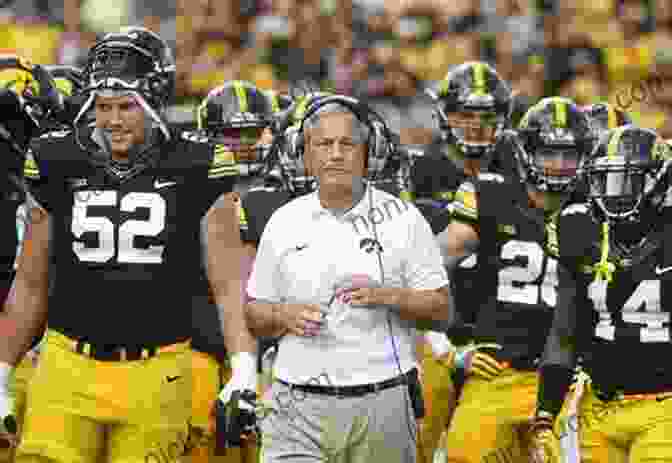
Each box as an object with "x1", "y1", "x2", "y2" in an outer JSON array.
[
  {"x1": 403, "y1": 205, "x2": 450, "y2": 291},
  {"x1": 537, "y1": 261, "x2": 579, "y2": 417}
]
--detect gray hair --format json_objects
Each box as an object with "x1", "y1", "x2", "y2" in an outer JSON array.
[{"x1": 303, "y1": 103, "x2": 370, "y2": 144}]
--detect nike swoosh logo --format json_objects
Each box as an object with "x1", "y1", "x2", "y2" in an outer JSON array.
[
  {"x1": 295, "y1": 244, "x2": 308, "y2": 251},
  {"x1": 655, "y1": 265, "x2": 672, "y2": 275},
  {"x1": 166, "y1": 375, "x2": 181, "y2": 383},
  {"x1": 154, "y1": 180, "x2": 177, "y2": 189}
]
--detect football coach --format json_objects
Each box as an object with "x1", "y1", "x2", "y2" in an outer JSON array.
[{"x1": 244, "y1": 95, "x2": 454, "y2": 463}]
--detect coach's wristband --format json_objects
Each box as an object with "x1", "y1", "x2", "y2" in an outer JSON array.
[{"x1": 537, "y1": 364, "x2": 574, "y2": 418}]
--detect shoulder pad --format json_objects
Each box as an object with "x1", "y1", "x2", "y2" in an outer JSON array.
[
  {"x1": 561, "y1": 203, "x2": 590, "y2": 217},
  {"x1": 180, "y1": 131, "x2": 212, "y2": 144},
  {"x1": 39, "y1": 129, "x2": 72, "y2": 139},
  {"x1": 477, "y1": 172, "x2": 505, "y2": 183}
]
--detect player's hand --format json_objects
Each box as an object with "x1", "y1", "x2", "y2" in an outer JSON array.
[
  {"x1": 24, "y1": 64, "x2": 64, "y2": 118},
  {"x1": 214, "y1": 352, "x2": 258, "y2": 452},
  {"x1": 527, "y1": 413, "x2": 561, "y2": 463},
  {"x1": 0, "y1": 363, "x2": 17, "y2": 449},
  {"x1": 217, "y1": 352, "x2": 257, "y2": 407},
  {"x1": 276, "y1": 302, "x2": 324, "y2": 337},
  {"x1": 453, "y1": 343, "x2": 504, "y2": 382}
]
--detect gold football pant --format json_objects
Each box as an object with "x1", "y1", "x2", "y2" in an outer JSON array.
[
  {"x1": 567, "y1": 381, "x2": 672, "y2": 463},
  {"x1": 444, "y1": 369, "x2": 538, "y2": 463},
  {"x1": 189, "y1": 349, "x2": 258, "y2": 463},
  {"x1": 0, "y1": 356, "x2": 35, "y2": 463},
  {"x1": 15, "y1": 329, "x2": 191, "y2": 463},
  {"x1": 416, "y1": 340, "x2": 457, "y2": 463}
]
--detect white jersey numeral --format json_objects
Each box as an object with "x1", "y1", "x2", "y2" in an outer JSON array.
[
  {"x1": 497, "y1": 240, "x2": 558, "y2": 307},
  {"x1": 72, "y1": 191, "x2": 166, "y2": 264},
  {"x1": 588, "y1": 279, "x2": 669, "y2": 342}
]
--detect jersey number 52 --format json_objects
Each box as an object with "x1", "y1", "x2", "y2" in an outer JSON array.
[{"x1": 71, "y1": 191, "x2": 166, "y2": 264}]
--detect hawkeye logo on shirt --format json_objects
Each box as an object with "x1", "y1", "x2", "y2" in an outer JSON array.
[{"x1": 359, "y1": 238, "x2": 383, "y2": 254}]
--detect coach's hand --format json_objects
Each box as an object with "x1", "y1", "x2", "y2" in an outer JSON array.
[
  {"x1": 0, "y1": 362, "x2": 17, "y2": 448},
  {"x1": 276, "y1": 303, "x2": 324, "y2": 337}
]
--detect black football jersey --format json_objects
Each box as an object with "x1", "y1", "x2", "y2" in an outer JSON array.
[
  {"x1": 451, "y1": 173, "x2": 561, "y2": 365},
  {"x1": 24, "y1": 129, "x2": 238, "y2": 346},
  {"x1": 557, "y1": 203, "x2": 672, "y2": 393},
  {"x1": 239, "y1": 184, "x2": 292, "y2": 247},
  {"x1": 414, "y1": 136, "x2": 518, "y2": 341}
]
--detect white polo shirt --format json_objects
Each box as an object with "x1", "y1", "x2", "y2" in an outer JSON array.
[{"x1": 247, "y1": 186, "x2": 449, "y2": 386}]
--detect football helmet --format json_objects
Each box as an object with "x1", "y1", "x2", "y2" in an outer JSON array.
[
  {"x1": 583, "y1": 103, "x2": 633, "y2": 137},
  {"x1": 278, "y1": 91, "x2": 333, "y2": 195},
  {"x1": 44, "y1": 65, "x2": 86, "y2": 127},
  {"x1": 0, "y1": 55, "x2": 62, "y2": 162},
  {"x1": 434, "y1": 61, "x2": 512, "y2": 158},
  {"x1": 46, "y1": 65, "x2": 85, "y2": 98},
  {"x1": 517, "y1": 97, "x2": 594, "y2": 194},
  {"x1": 583, "y1": 125, "x2": 672, "y2": 223},
  {"x1": 77, "y1": 26, "x2": 176, "y2": 138},
  {"x1": 198, "y1": 81, "x2": 274, "y2": 170}
]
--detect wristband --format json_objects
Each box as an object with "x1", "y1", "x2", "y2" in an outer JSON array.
[{"x1": 537, "y1": 364, "x2": 574, "y2": 418}]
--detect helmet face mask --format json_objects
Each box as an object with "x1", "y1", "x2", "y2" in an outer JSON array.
[
  {"x1": 585, "y1": 127, "x2": 671, "y2": 223},
  {"x1": 435, "y1": 61, "x2": 512, "y2": 158},
  {"x1": 517, "y1": 97, "x2": 593, "y2": 195},
  {"x1": 199, "y1": 81, "x2": 274, "y2": 168},
  {"x1": 73, "y1": 28, "x2": 175, "y2": 181}
]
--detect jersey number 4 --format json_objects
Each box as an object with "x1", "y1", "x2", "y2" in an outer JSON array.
[
  {"x1": 589, "y1": 279, "x2": 669, "y2": 343},
  {"x1": 71, "y1": 191, "x2": 166, "y2": 264},
  {"x1": 497, "y1": 240, "x2": 558, "y2": 307}
]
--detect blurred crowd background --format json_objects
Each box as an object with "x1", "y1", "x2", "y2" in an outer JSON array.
[{"x1": 2, "y1": 0, "x2": 672, "y2": 144}]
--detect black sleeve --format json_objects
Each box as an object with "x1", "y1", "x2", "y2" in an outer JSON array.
[
  {"x1": 537, "y1": 258, "x2": 580, "y2": 417},
  {"x1": 241, "y1": 189, "x2": 291, "y2": 246}
]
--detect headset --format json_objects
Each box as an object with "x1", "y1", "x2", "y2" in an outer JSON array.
[
  {"x1": 293, "y1": 95, "x2": 429, "y2": 462},
  {"x1": 294, "y1": 95, "x2": 393, "y2": 182}
]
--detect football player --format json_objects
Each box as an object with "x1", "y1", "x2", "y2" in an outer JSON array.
[
  {"x1": 191, "y1": 80, "x2": 275, "y2": 463},
  {"x1": 4, "y1": 60, "x2": 84, "y2": 461},
  {"x1": 0, "y1": 27, "x2": 257, "y2": 463},
  {"x1": 0, "y1": 55, "x2": 63, "y2": 456},
  {"x1": 409, "y1": 61, "x2": 516, "y2": 462},
  {"x1": 532, "y1": 126, "x2": 672, "y2": 462},
  {"x1": 438, "y1": 97, "x2": 594, "y2": 462}
]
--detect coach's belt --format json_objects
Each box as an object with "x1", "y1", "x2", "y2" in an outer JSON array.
[
  {"x1": 71, "y1": 338, "x2": 190, "y2": 361},
  {"x1": 277, "y1": 369, "x2": 417, "y2": 398}
]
